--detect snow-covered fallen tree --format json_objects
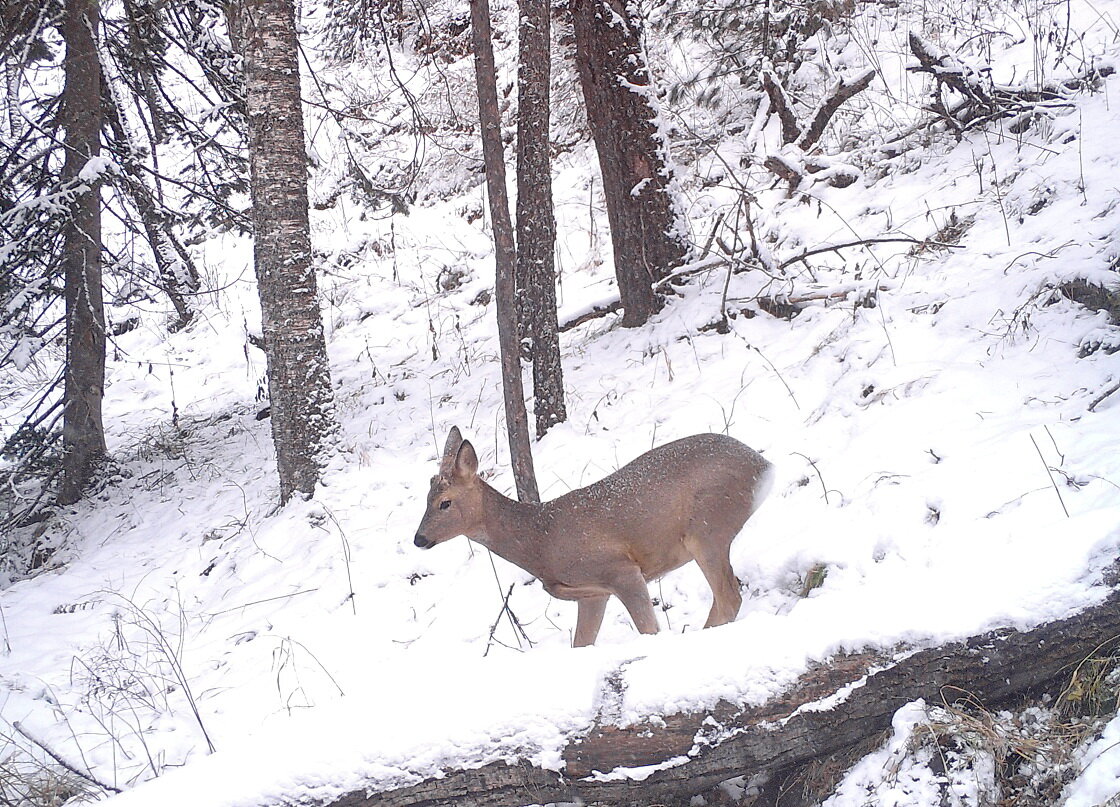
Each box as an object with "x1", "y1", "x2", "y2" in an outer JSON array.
[{"x1": 316, "y1": 571, "x2": 1120, "y2": 807}]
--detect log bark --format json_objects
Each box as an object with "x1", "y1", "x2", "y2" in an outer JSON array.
[{"x1": 319, "y1": 583, "x2": 1120, "y2": 807}]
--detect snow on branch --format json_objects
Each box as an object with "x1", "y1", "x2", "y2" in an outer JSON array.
[
  {"x1": 797, "y1": 69, "x2": 877, "y2": 152},
  {"x1": 758, "y1": 67, "x2": 875, "y2": 193},
  {"x1": 907, "y1": 32, "x2": 1114, "y2": 133}
]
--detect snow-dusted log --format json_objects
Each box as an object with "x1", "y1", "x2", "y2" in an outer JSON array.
[{"x1": 324, "y1": 583, "x2": 1120, "y2": 807}]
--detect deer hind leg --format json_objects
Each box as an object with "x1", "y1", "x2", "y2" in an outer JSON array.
[
  {"x1": 573, "y1": 595, "x2": 609, "y2": 648},
  {"x1": 610, "y1": 565, "x2": 660, "y2": 637},
  {"x1": 685, "y1": 528, "x2": 743, "y2": 629}
]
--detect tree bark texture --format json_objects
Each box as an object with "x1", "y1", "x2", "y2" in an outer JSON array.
[
  {"x1": 470, "y1": 0, "x2": 539, "y2": 503},
  {"x1": 569, "y1": 0, "x2": 689, "y2": 327},
  {"x1": 58, "y1": 0, "x2": 107, "y2": 506},
  {"x1": 317, "y1": 584, "x2": 1120, "y2": 807},
  {"x1": 515, "y1": 0, "x2": 566, "y2": 437},
  {"x1": 241, "y1": 0, "x2": 335, "y2": 504}
]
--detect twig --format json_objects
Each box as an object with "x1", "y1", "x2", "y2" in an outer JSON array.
[
  {"x1": 483, "y1": 580, "x2": 534, "y2": 657},
  {"x1": 793, "y1": 452, "x2": 834, "y2": 504},
  {"x1": 1030, "y1": 434, "x2": 1069, "y2": 518},
  {"x1": 10, "y1": 721, "x2": 121, "y2": 794},
  {"x1": 108, "y1": 593, "x2": 216, "y2": 754},
  {"x1": 776, "y1": 237, "x2": 962, "y2": 272},
  {"x1": 1089, "y1": 378, "x2": 1120, "y2": 412},
  {"x1": 322, "y1": 506, "x2": 358, "y2": 615},
  {"x1": 701, "y1": 211, "x2": 726, "y2": 257},
  {"x1": 208, "y1": 588, "x2": 319, "y2": 617},
  {"x1": 717, "y1": 256, "x2": 735, "y2": 333},
  {"x1": 750, "y1": 344, "x2": 800, "y2": 411}
]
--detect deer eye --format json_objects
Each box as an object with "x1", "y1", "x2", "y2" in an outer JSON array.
[{"x1": 439, "y1": 500, "x2": 451, "y2": 510}]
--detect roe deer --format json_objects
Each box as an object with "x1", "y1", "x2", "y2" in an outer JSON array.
[{"x1": 413, "y1": 428, "x2": 774, "y2": 646}]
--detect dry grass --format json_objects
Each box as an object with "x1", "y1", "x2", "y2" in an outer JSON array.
[
  {"x1": 0, "y1": 730, "x2": 97, "y2": 807},
  {"x1": 916, "y1": 649, "x2": 1120, "y2": 807}
]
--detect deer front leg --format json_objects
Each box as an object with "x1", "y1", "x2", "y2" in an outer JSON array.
[
  {"x1": 573, "y1": 595, "x2": 609, "y2": 647},
  {"x1": 610, "y1": 566, "x2": 660, "y2": 637}
]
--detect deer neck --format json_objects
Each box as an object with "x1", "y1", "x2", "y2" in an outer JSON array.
[{"x1": 470, "y1": 480, "x2": 548, "y2": 575}]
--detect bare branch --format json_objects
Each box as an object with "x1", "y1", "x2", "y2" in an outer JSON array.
[
  {"x1": 760, "y1": 69, "x2": 800, "y2": 145},
  {"x1": 9, "y1": 721, "x2": 121, "y2": 794},
  {"x1": 797, "y1": 68, "x2": 876, "y2": 151}
]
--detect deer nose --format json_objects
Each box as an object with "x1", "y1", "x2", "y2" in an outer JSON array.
[{"x1": 414, "y1": 534, "x2": 432, "y2": 549}]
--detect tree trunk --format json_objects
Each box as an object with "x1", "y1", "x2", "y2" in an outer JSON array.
[
  {"x1": 569, "y1": 0, "x2": 689, "y2": 327},
  {"x1": 241, "y1": 0, "x2": 336, "y2": 504},
  {"x1": 515, "y1": 0, "x2": 566, "y2": 437},
  {"x1": 470, "y1": 0, "x2": 539, "y2": 502},
  {"x1": 57, "y1": 0, "x2": 106, "y2": 506},
  {"x1": 314, "y1": 583, "x2": 1120, "y2": 807}
]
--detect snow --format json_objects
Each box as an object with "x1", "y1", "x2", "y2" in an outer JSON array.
[
  {"x1": 3, "y1": 0, "x2": 1120, "y2": 804},
  {"x1": 1065, "y1": 712, "x2": 1120, "y2": 807},
  {"x1": 78, "y1": 156, "x2": 115, "y2": 183}
]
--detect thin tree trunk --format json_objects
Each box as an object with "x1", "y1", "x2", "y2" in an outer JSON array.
[
  {"x1": 4, "y1": 61, "x2": 20, "y2": 140},
  {"x1": 241, "y1": 0, "x2": 336, "y2": 504},
  {"x1": 470, "y1": 0, "x2": 539, "y2": 502},
  {"x1": 516, "y1": 0, "x2": 566, "y2": 437},
  {"x1": 58, "y1": 0, "x2": 106, "y2": 506},
  {"x1": 569, "y1": 0, "x2": 689, "y2": 327},
  {"x1": 102, "y1": 82, "x2": 200, "y2": 330}
]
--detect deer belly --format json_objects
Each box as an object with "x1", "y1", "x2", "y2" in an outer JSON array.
[{"x1": 541, "y1": 579, "x2": 608, "y2": 600}]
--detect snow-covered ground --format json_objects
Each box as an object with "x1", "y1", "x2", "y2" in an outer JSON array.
[{"x1": 3, "y1": 0, "x2": 1120, "y2": 804}]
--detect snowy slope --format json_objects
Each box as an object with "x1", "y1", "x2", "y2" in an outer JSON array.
[{"x1": 2, "y1": 0, "x2": 1120, "y2": 804}]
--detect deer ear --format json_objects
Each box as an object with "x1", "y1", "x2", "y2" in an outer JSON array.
[
  {"x1": 440, "y1": 427, "x2": 464, "y2": 475},
  {"x1": 453, "y1": 440, "x2": 478, "y2": 479}
]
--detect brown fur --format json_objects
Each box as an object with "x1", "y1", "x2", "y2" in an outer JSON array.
[{"x1": 414, "y1": 428, "x2": 774, "y2": 647}]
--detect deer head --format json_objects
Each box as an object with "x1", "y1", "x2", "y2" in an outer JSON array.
[{"x1": 414, "y1": 427, "x2": 484, "y2": 549}]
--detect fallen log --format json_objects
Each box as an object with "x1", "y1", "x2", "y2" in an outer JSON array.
[{"x1": 323, "y1": 578, "x2": 1120, "y2": 807}]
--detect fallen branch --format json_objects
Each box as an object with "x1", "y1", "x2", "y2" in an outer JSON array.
[
  {"x1": 760, "y1": 69, "x2": 800, "y2": 145},
  {"x1": 776, "y1": 236, "x2": 963, "y2": 272},
  {"x1": 733, "y1": 282, "x2": 895, "y2": 318},
  {"x1": 319, "y1": 579, "x2": 1120, "y2": 807},
  {"x1": 798, "y1": 68, "x2": 877, "y2": 151},
  {"x1": 758, "y1": 67, "x2": 876, "y2": 193},
  {"x1": 906, "y1": 32, "x2": 1112, "y2": 132},
  {"x1": 10, "y1": 721, "x2": 121, "y2": 795},
  {"x1": 1088, "y1": 378, "x2": 1120, "y2": 412},
  {"x1": 558, "y1": 298, "x2": 622, "y2": 332},
  {"x1": 558, "y1": 237, "x2": 958, "y2": 331}
]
